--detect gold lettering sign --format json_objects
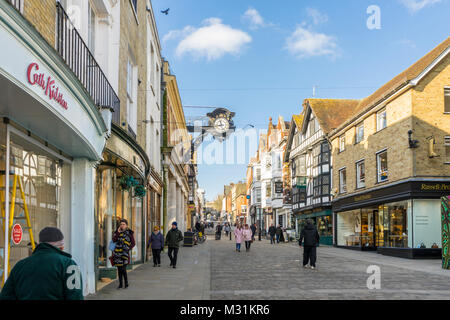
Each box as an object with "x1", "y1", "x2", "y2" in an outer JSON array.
[
  {"x1": 421, "y1": 183, "x2": 450, "y2": 191},
  {"x1": 354, "y1": 194, "x2": 372, "y2": 202}
]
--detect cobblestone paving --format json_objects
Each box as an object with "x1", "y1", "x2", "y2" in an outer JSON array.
[{"x1": 210, "y1": 234, "x2": 450, "y2": 300}]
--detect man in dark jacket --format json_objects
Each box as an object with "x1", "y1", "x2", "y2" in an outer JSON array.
[
  {"x1": 268, "y1": 224, "x2": 276, "y2": 244},
  {"x1": 250, "y1": 223, "x2": 257, "y2": 241},
  {"x1": 195, "y1": 221, "x2": 201, "y2": 233},
  {"x1": 275, "y1": 225, "x2": 282, "y2": 243},
  {"x1": 0, "y1": 227, "x2": 83, "y2": 300},
  {"x1": 166, "y1": 222, "x2": 184, "y2": 269},
  {"x1": 299, "y1": 219, "x2": 320, "y2": 269}
]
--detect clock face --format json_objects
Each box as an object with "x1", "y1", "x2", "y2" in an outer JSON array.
[{"x1": 214, "y1": 118, "x2": 229, "y2": 133}]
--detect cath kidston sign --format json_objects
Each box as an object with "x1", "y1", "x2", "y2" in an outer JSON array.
[{"x1": 27, "y1": 62, "x2": 68, "y2": 110}]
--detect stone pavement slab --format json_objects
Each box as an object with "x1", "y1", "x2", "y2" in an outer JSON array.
[{"x1": 87, "y1": 239, "x2": 210, "y2": 300}]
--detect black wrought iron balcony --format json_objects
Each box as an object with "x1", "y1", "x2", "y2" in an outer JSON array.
[
  {"x1": 6, "y1": 0, "x2": 21, "y2": 11},
  {"x1": 56, "y1": 3, "x2": 120, "y2": 125}
]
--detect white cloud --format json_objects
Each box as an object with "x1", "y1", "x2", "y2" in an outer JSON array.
[
  {"x1": 242, "y1": 7, "x2": 266, "y2": 30},
  {"x1": 163, "y1": 26, "x2": 195, "y2": 42},
  {"x1": 306, "y1": 8, "x2": 328, "y2": 25},
  {"x1": 172, "y1": 18, "x2": 252, "y2": 61},
  {"x1": 285, "y1": 26, "x2": 337, "y2": 59},
  {"x1": 399, "y1": 0, "x2": 442, "y2": 12}
]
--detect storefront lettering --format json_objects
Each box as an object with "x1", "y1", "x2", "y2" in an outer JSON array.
[
  {"x1": 421, "y1": 183, "x2": 450, "y2": 191},
  {"x1": 27, "y1": 63, "x2": 68, "y2": 110},
  {"x1": 354, "y1": 194, "x2": 372, "y2": 202}
]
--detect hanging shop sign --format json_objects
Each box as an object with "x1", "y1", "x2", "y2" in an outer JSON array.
[
  {"x1": 275, "y1": 181, "x2": 283, "y2": 194},
  {"x1": 27, "y1": 62, "x2": 68, "y2": 110},
  {"x1": 12, "y1": 224, "x2": 23, "y2": 245}
]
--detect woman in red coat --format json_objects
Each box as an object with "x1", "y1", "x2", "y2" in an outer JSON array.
[{"x1": 111, "y1": 219, "x2": 135, "y2": 289}]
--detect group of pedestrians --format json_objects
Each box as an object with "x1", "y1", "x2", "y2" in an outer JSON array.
[
  {"x1": 268, "y1": 224, "x2": 286, "y2": 244},
  {"x1": 0, "y1": 218, "x2": 320, "y2": 300},
  {"x1": 232, "y1": 223, "x2": 254, "y2": 252}
]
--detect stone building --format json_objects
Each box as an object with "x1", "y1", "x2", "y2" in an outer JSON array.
[
  {"x1": 0, "y1": 0, "x2": 114, "y2": 294},
  {"x1": 284, "y1": 99, "x2": 359, "y2": 245},
  {"x1": 162, "y1": 59, "x2": 190, "y2": 235},
  {"x1": 330, "y1": 37, "x2": 450, "y2": 258}
]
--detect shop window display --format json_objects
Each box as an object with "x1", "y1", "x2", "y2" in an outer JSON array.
[
  {"x1": 337, "y1": 210, "x2": 361, "y2": 246},
  {"x1": 317, "y1": 216, "x2": 332, "y2": 237},
  {"x1": 336, "y1": 201, "x2": 410, "y2": 248},
  {"x1": 0, "y1": 133, "x2": 63, "y2": 272},
  {"x1": 95, "y1": 169, "x2": 145, "y2": 270}
]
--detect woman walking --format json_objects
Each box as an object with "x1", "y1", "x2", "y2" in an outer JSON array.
[
  {"x1": 243, "y1": 224, "x2": 253, "y2": 252},
  {"x1": 234, "y1": 224, "x2": 243, "y2": 252},
  {"x1": 224, "y1": 223, "x2": 230, "y2": 237},
  {"x1": 111, "y1": 219, "x2": 135, "y2": 289},
  {"x1": 147, "y1": 226, "x2": 164, "y2": 267}
]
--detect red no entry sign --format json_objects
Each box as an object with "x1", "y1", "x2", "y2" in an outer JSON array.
[{"x1": 12, "y1": 224, "x2": 23, "y2": 245}]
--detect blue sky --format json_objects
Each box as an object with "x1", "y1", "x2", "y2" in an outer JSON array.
[{"x1": 152, "y1": 0, "x2": 450, "y2": 201}]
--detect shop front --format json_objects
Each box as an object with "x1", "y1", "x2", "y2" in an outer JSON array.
[
  {"x1": 0, "y1": 2, "x2": 111, "y2": 295},
  {"x1": 94, "y1": 127, "x2": 149, "y2": 284},
  {"x1": 146, "y1": 171, "x2": 162, "y2": 261},
  {"x1": 333, "y1": 180, "x2": 449, "y2": 258},
  {"x1": 294, "y1": 208, "x2": 333, "y2": 245}
]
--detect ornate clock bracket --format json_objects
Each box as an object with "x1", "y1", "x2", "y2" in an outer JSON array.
[{"x1": 183, "y1": 107, "x2": 236, "y2": 164}]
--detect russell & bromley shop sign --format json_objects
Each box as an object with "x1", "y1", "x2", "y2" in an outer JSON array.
[
  {"x1": 420, "y1": 183, "x2": 450, "y2": 191},
  {"x1": 27, "y1": 62, "x2": 68, "y2": 110}
]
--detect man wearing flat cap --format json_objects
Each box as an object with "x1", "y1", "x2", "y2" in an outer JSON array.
[
  {"x1": 165, "y1": 221, "x2": 183, "y2": 269},
  {"x1": 0, "y1": 227, "x2": 83, "y2": 300}
]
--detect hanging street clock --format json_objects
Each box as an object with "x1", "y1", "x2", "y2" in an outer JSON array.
[{"x1": 206, "y1": 108, "x2": 236, "y2": 139}]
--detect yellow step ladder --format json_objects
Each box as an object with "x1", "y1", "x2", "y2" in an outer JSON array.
[{"x1": 0, "y1": 171, "x2": 35, "y2": 287}]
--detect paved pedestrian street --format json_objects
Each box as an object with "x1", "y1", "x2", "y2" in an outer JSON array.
[{"x1": 88, "y1": 231, "x2": 450, "y2": 300}]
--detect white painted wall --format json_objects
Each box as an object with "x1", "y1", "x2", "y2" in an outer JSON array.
[{"x1": 70, "y1": 158, "x2": 96, "y2": 296}]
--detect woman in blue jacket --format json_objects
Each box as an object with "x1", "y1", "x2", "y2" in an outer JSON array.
[{"x1": 148, "y1": 226, "x2": 164, "y2": 267}]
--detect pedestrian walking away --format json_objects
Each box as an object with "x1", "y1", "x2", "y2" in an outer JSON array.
[
  {"x1": 234, "y1": 224, "x2": 244, "y2": 252},
  {"x1": 250, "y1": 223, "x2": 257, "y2": 241},
  {"x1": 0, "y1": 227, "x2": 83, "y2": 300},
  {"x1": 215, "y1": 223, "x2": 222, "y2": 240},
  {"x1": 166, "y1": 222, "x2": 184, "y2": 268},
  {"x1": 275, "y1": 225, "x2": 282, "y2": 243},
  {"x1": 111, "y1": 219, "x2": 135, "y2": 289},
  {"x1": 281, "y1": 227, "x2": 287, "y2": 243},
  {"x1": 148, "y1": 226, "x2": 164, "y2": 267},
  {"x1": 268, "y1": 224, "x2": 276, "y2": 244},
  {"x1": 224, "y1": 223, "x2": 230, "y2": 237},
  {"x1": 299, "y1": 219, "x2": 320, "y2": 269},
  {"x1": 230, "y1": 223, "x2": 235, "y2": 241},
  {"x1": 243, "y1": 224, "x2": 253, "y2": 252}
]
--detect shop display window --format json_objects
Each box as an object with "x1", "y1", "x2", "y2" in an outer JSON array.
[
  {"x1": 317, "y1": 216, "x2": 332, "y2": 237},
  {"x1": 337, "y1": 210, "x2": 361, "y2": 246},
  {"x1": 0, "y1": 129, "x2": 64, "y2": 272},
  {"x1": 386, "y1": 203, "x2": 408, "y2": 248},
  {"x1": 412, "y1": 199, "x2": 440, "y2": 248},
  {"x1": 336, "y1": 200, "x2": 410, "y2": 248}
]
